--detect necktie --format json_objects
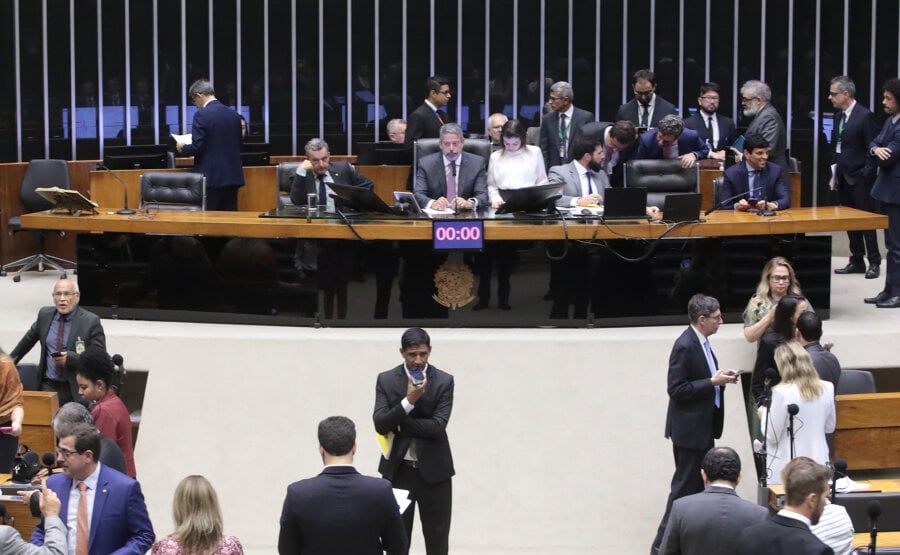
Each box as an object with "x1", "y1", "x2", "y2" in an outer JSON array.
[
  {"x1": 317, "y1": 175, "x2": 327, "y2": 208},
  {"x1": 76, "y1": 481, "x2": 89, "y2": 555},
  {"x1": 435, "y1": 110, "x2": 444, "y2": 125},
  {"x1": 663, "y1": 143, "x2": 673, "y2": 159},
  {"x1": 55, "y1": 314, "x2": 67, "y2": 371},
  {"x1": 703, "y1": 340, "x2": 720, "y2": 408},
  {"x1": 836, "y1": 111, "x2": 847, "y2": 152},
  {"x1": 559, "y1": 114, "x2": 568, "y2": 160},
  {"x1": 640, "y1": 104, "x2": 650, "y2": 127},
  {"x1": 750, "y1": 170, "x2": 762, "y2": 198},
  {"x1": 585, "y1": 171, "x2": 594, "y2": 195},
  {"x1": 706, "y1": 116, "x2": 714, "y2": 148},
  {"x1": 446, "y1": 161, "x2": 457, "y2": 200}
]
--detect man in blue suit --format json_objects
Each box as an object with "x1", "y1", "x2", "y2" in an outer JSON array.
[
  {"x1": 683, "y1": 82, "x2": 738, "y2": 164},
  {"x1": 651, "y1": 294, "x2": 738, "y2": 554},
  {"x1": 29, "y1": 423, "x2": 154, "y2": 554},
  {"x1": 176, "y1": 78, "x2": 245, "y2": 210},
  {"x1": 866, "y1": 78, "x2": 900, "y2": 308},
  {"x1": 278, "y1": 416, "x2": 407, "y2": 555},
  {"x1": 720, "y1": 133, "x2": 791, "y2": 211},
  {"x1": 636, "y1": 114, "x2": 709, "y2": 168}
]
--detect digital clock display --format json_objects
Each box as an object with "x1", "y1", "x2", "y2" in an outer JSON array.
[{"x1": 432, "y1": 220, "x2": 484, "y2": 251}]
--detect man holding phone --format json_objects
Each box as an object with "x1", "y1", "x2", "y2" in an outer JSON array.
[
  {"x1": 3, "y1": 481, "x2": 66, "y2": 554},
  {"x1": 373, "y1": 327, "x2": 455, "y2": 555},
  {"x1": 719, "y1": 133, "x2": 790, "y2": 212},
  {"x1": 10, "y1": 279, "x2": 106, "y2": 405}
]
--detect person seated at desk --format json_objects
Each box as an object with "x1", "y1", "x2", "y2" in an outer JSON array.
[
  {"x1": 720, "y1": 132, "x2": 790, "y2": 212},
  {"x1": 414, "y1": 123, "x2": 488, "y2": 211},
  {"x1": 636, "y1": 114, "x2": 709, "y2": 168},
  {"x1": 289, "y1": 138, "x2": 374, "y2": 210}
]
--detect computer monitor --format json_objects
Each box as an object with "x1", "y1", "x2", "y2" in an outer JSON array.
[
  {"x1": 356, "y1": 142, "x2": 409, "y2": 165},
  {"x1": 494, "y1": 182, "x2": 563, "y2": 214},
  {"x1": 240, "y1": 142, "x2": 270, "y2": 166},
  {"x1": 103, "y1": 144, "x2": 169, "y2": 170}
]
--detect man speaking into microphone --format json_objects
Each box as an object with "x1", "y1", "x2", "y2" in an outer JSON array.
[
  {"x1": 651, "y1": 294, "x2": 739, "y2": 554},
  {"x1": 720, "y1": 133, "x2": 791, "y2": 212}
]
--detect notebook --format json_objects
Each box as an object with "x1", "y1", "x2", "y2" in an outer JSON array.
[
  {"x1": 602, "y1": 187, "x2": 649, "y2": 220},
  {"x1": 660, "y1": 193, "x2": 703, "y2": 223}
]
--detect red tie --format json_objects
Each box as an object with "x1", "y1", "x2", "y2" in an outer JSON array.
[
  {"x1": 76, "y1": 481, "x2": 89, "y2": 555},
  {"x1": 55, "y1": 314, "x2": 67, "y2": 371}
]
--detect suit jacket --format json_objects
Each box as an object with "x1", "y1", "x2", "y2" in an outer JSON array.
[
  {"x1": 539, "y1": 106, "x2": 594, "y2": 169},
  {"x1": 683, "y1": 112, "x2": 738, "y2": 152},
  {"x1": 10, "y1": 306, "x2": 106, "y2": 400},
  {"x1": 660, "y1": 486, "x2": 769, "y2": 555},
  {"x1": 636, "y1": 128, "x2": 710, "y2": 161},
  {"x1": 665, "y1": 327, "x2": 724, "y2": 451},
  {"x1": 180, "y1": 99, "x2": 245, "y2": 190},
  {"x1": 735, "y1": 514, "x2": 834, "y2": 555},
  {"x1": 1, "y1": 518, "x2": 66, "y2": 555},
  {"x1": 720, "y1": 161, "x2": 790, "y2": 209},
  {"x1": 404, "y1": 101, "x2": 447, "y2": 150},
  {"x1": 573, "y1": 121, "x2": 632, "y2": 188},
  {"x1": 870, "y1": 116, "x2": 900, "y2": 205},
  {"x1": 804, "y1": 342, "x2": 841, "y2": 390},
  {"x1": 548, "y1": 161, "x2": 610, "y2": 207},
  {"x1": 615, "y1": 95, "x2": 677, "y2": 128},
  {"x1": 746, "y1": 102, "x2": 788, "y2": 171},
  {"x1": 832, "y1": 102, "x2": 879, "y2": 187},
  {"x1": 374, "y1": 364, "x2": 455, "y2": 484},
  {"x1": 31, "y1": 465, "x2": 155, "y2": 555},
  {"x1": 288, "y1": 161, "x2": 374, "y2": 206},
  {"x1": 414, "y1": 151, "x2": 488, "y2": 209},
  {"x1": 278, "y1": 465, "x2": 407, "y2": 555}
]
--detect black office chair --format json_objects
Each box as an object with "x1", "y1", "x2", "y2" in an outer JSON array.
[
  {"x1": 712, "y1": 176, "x2": 724, "y2": 207},
  {"x1": 834, "y1": 492, "x2": 900, "y2": 532},
  {"x1": 140, "y1": 172, "x2": 206, "y2": 211},
  {"x1": 275, "y1": 162, "x2": 302, "y2": 208},
  {"x1": 624, "y1": 159, "x2": 699, "y2": 208},
  {"x1": 835, "y1": 369, "x2": 876, "y2": 395},
  {"x1": 0, "y1": 159, "x2": 76, "y2": 282},
  {"x1": 15, "y1": 362, "x2": 40, "y2": 391}
]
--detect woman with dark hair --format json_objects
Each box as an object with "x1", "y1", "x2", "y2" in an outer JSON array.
[
  {"x1": 0, "y1": 345, "x2": 24, "y2": 473},
  {"x1": 477, "y1": 119, "x2": 548, "y2": 310},
  {"x1": 152, "y1": 475, "x2": 243, "y2": 555},
  {"x1": 751, "y1": 294, "x2": 808, "y2": 406},
  {"x1": 75, "y1": 347, "x2": 135, "y2": 477}
]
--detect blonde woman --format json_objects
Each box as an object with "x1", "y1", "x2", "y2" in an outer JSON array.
[
  {"x1": 152, "y1": 475, "x2": 243, "y2": 555},
  {"x1": 742, "y1": 256, "x2": 808, "y2": 343},
  {"x1": 0, "y1": 345, "x2": 24, "y2": 473},
  {"x1": 759, "y1": 342, "x2": 835, "y2": 485}
]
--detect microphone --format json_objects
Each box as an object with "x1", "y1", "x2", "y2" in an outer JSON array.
[
  {"x1": 112, "y1": 354, "x2": 127, "y2": 392},
  {"x1": 764, "y1": 367, "x2": 778, "y2": 386},
  {"x1": 787, "y1": 404, "x2": 799, "y2": 460},
  {"x1": 868, "y1": 500, "x2": 881, "y2": 555},
  {"x1": 787, "y1": 404, "x2": 799, "y2": 416},
  {"x1": 29, "y1": 489, "x2": 41, "y2": 517},
  {"x1": 832, "y1": 458, "x2": 847, "y2": 502},
  {"x1": 704, "y1": 189, "x2": 748, "y2": 216},
  {"x1": 41, "y1": 452, "x2": 56, "y2": 475},
  {"x1": 96, "y1": 163, "x2": 136, "y2": 215}
]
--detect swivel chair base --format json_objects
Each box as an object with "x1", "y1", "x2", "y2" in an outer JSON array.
[{"x1": 0, "y1": 253, "x2": 74, "y2": 282}]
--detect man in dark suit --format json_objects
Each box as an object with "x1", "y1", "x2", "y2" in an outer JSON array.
[
  {"x1": 719, "y1": 133, "x2": 791, "y2": 211},
  {"x1": 374, "y1": 327, "x2": 455, "y2": 555},
  {"x1": 796, "y1": 312, "x2": 841, "y2": 459},
  {"x1": 735, "y1": 457, "x2": 834, "y2": 555},
  {"x1": 405, "y1": 76, "x2": 452, "y2": 151},
  {"x1": 651, "y1": 294, "x2": 738, "y2": 554},
  {"x1": 278, "y1": 416, "x2": 407, "y2": 555},
  {"x1": 573, "y1": 120, "x2": 639, "y2": 188},
  {"x1": 660, "y1": 446, "x2": 768, "y2": 555},
  {"x1": 741, "y1": 80, "x2": 789, "y2": 172},
  {"x1": 636, "y1": 114, "x2": 710, "y2": 168},
  {"x1": 829, "y1": 75, "x2": 882, "y2": 278},
  {"x1": 11, "y1": 279, "x2": 106, "y2": 405},
  {"x1": 29, "y1": 424, "x2": 155, "y2": 554},
  {"x1": 176, "y1": 78, "x2": 245, "y2": 210},
  {"x1": 539, "y1": 81, "x2": 594, "y2": 170},
  {"x1": 683, "y1": 82, "x2": 738, "y2": 163},
  {"x1": 865, "y1": 78, "x2": 900, "y2": 308},
  {"x1": 414, "y1": 123, "x2": 488, "y2": 211},
  {"x1": 289, "y1": 137, "x2": 374, "y2": 209},
  {"x1": 615, "y1": 69, "x2": 677, "y2": 130}
]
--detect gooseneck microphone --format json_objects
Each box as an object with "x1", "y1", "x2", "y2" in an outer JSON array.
[
  {"x1": 787, "y1": 404, "x2": 799, "y2": 460},
  {"x1": 868, "y1": 500, "x2": 881, "y2": 555},
  {"x1": 96, "y1": 163, "x2": 136, "y2": 215},
  {"x1": 832, "y1": 458, "x2": 847, "y2": 502},
  {"x1": 704, "y1": 190, "x2": 748, "y2": 216},
  {"x1": 112, "y1": 353, "x2": 127, "y2": 391},
  {"x1": 759, "y1": 368, "x2": 779, "y2": 486}
]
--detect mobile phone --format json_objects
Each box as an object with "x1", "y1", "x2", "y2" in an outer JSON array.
[
  {"x1": 0, "y1": 426, "x2": 13, "y2": 434},
  {"x1": 50, "y1": 351, "x2": 63, "y2": 357},
  {"x1": 409, "y1": 368, "x2": 425, "y2": 387}
]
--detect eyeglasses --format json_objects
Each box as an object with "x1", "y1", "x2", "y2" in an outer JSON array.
[
  {"x1": 435, "y1": 89, "x2": 452, "y2": 96},
  {"x1": 827, "y1": 91, "x2": 843, "y2": 97},
  {"x1": 548, "y1": 95, "x2": 566, "y2": 103},
  {"x1": 769, "y1": 275, "x2": 791, "y2": 282},
  {"x1": 741, "y1": 96, "x2": 756, "y2": 104},
  {"x1": 634, "y1": 89, "x2": 654, "y2": 98},
  {"x1": 700, "y1": 96, "x2": 720, "y2": 101},
  {"x1": 56, "y1": 447, "x2": 82, "y2": 460},
  {"x1": 53, "y1": 291, "x2": 77, "y2": 298}
]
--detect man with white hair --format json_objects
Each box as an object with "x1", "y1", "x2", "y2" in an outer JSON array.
[
  {"x1": 539, "y1": 81, "x2": 594, "y2": 170},
  {"x1": 741, "y1": 80, "x2": 788, "y2": 171}
]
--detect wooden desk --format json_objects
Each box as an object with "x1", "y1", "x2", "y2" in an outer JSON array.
[
  {"x1": 835, "y1": 393, "x2": 900, "y2": 470},
  {"x1": 768, "y1": 478, "x2": 900, "y2": 511},
  {"x1": 20, "y1": 392, "x2": 59, "y2": 457},
  {"x1": 20, "y1": 206, "x2": 888, "y2": 242},
  {"x1": 0, "y1": 473, "x2": 42, "y2": 540},
  {"x1": 854, "y1": 531, "x2": 900, "y2": 549}
]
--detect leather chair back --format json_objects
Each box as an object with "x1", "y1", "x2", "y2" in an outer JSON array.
[
  {"x1": 276, "y1": 162, "x2": 302, "y2": 208},
  {"x1": 21, "y1": 159, "x2": 71, "y2": 212},
  {"x1": 625, "y1": 159, "x2": 699, "y2": 208},
  {"x1": 835, "y1": 369, "x2": 876, "y2": 395},
  {"x1": 140, "y1": 172, "x2": 206, "y2": 211}
]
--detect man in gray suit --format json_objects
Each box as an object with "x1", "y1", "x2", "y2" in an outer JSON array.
[
  {"x1": 539, "y1": 81, "x2": 594, "y2": 170},
  {"x1": 660, "y1": 446, "x2": 767, "y2": 555},
  {"x1": 414, "y1": 123, "x2": 488, "y2": 211},
  {"x1": 549, "y1": 138, "x2": 609, "y2": 208},
  {"x1": 741, "y1": 80, "x2": 788, "y2": 172},
  {"x1": 1, "y1": 484, "x2": 66, "y2": 555}
]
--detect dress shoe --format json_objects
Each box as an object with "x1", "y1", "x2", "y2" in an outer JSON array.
[
  {"x1": 865, "y1": 291, "x2": 891, "y2": 304},
  {"x1": 834, "y1": 262, "x2": 866, "y2": 275},
  {"x1": 866, "y1": 264, "x2": 881, "y2": 279},
  {"x1": 877, "y1": 296, "x2": 900, "y2": 308},
  {"x1": 498, "y1": 301, "x2": 512, "y2": 310},
  {"x1": 472, "y1": 301, "x2": 489, "y2": 311}
]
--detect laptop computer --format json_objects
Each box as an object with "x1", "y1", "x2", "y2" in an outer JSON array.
[
  {"x1": 494, "y1": 182, "x2": 562, "y2": 214},
  {"x1": 602, "y1": 187, "x2": 649, "y2": 220},
  {"x1": 327, "y1": 182, "x2": 395, "y2": 214},
  {"x1": 660, "y1": 193, "x2": 703, "y2": 223}
]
